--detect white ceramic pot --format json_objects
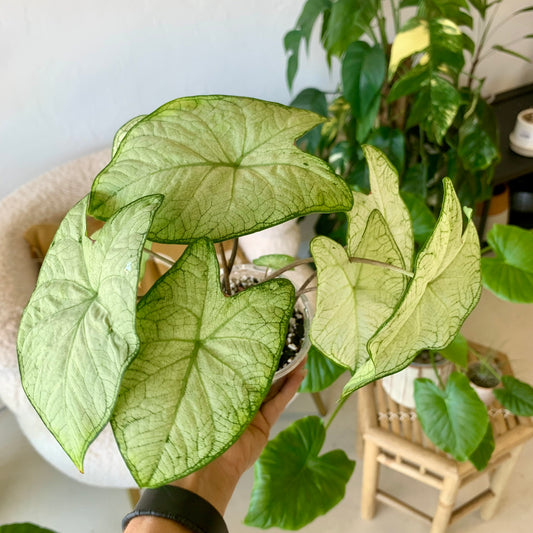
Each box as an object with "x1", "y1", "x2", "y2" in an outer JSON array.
[
  {"x1": 382, "y1": 355, "x2": 454, "y2": 409},
  {"x1": 510, "y1": 108, "x2": 533, "y2": 157}
]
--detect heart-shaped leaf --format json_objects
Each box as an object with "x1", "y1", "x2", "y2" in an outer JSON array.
[
  {"x1": 414, "y1": 372, "x2": 489, "y2": 461},
  {"x1": 469, "y1": 423, "x2": 495, "y2": 471},
  {"x1": 245, "y1": 416, "x2": 355, "y2": 530},
  {"x1": 494, "y1": 376, "x2": 533, "y2": 416},
  {"x1": 90, "y1": 95, "x2": 353, "y2": 243},
  {"x1": 439, "y1": 332, "x2": 469, "y2": 368},
  {"x1": 17, "y1": 195, "x2": 162, "y2": 470},
  {"x1": 343, "y1": 179, "x2": 481, "y2": 397},
  {"x1": 299, "y1": 345, "x2": 345, "y2": 393},
  {"x1": 310, "y1": 210, "x2": 407, "y2": 370},
  {"x1": 481, "y1": 224, "x2": 533, "y2": 303},
  {"x1": 111, "y1": 239, "x2": 295, "y2": 486}
]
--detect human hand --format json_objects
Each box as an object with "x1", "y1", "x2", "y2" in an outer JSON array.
[{"x1": 170, "y1": 358, "x2": 307, "y2": 514}]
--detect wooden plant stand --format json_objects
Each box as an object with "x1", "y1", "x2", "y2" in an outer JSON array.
[{"x1": 358, "y1": 342, "x2": 533, "y2": 533}]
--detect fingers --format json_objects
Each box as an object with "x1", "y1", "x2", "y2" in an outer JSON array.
[{"x1": 261, "y1": 357, "x2": 307, "y2": 428}]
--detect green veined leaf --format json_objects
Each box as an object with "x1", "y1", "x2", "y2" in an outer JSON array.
[
  {"x1": 494, "y1": 376, "x2": 533, "y2": 416},
  {"x1": 469, "y1": 423, "x2": 495, "y2": 471},
  {"x1": 0, "y1": 525, "x2": 57, "y2": 533},
  {"x1": 245, "y1": 416, "x2": 355, "y2": 530},
  {"x1": 253, "y1": 254, "x2": 297, "y2": 270},
  {"x1": 342, "y1": 178, "x2": 481, "y2": 397},
  {"x1": 366, "y1": 128, "x2": 406, "y2": 176},
  {"x1": 348, "y1": 145, "x2": 413, "y2": 269},
  {"x1": 492, "y1": 45, "x2": 531, "y2": 63},
  {"x1": 310, "y1": 210, "x2": 407, "y2": 371},
  {"x1": 17, "y1": 195, "x2": 162, "y2": 471},
  {"x1": 414, "y1": 372, "x2": 489, "y2": 461},
  {"x1": 342, "y1": 41, "x2": 386, "y2": 122},
  {"x1": 111, "y1": 239, "x2": 295, "y2": 486},
  {"x1": 90, "y1": 96, "x2": 353, "y2": 243},
  {"x1": 112, "y1": 115, "x2": 145, "y2": 156},
  {"x1": 481, "y1": 224, "x2": 533, "y2": 303},
  {"x1": 299, "y1": 346, "x2": 346, "y2": 393}
]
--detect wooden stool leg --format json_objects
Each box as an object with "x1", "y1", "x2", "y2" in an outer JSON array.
[
  {"x1": 480, "y1": 445, "x2": 523, "y2": 520},
  {"x1": 311, "y1": 392, "x2": 328, "y2": 416},
  {"x1": 430, "y1": 474, "x2": 460, "y2": 533},
  {"x1": 361, "y1": 440, "x2": 380, "y2": 520}
]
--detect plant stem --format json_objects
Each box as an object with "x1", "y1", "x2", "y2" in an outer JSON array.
[
  {"x1": 218, "y1": 243, "x2": 230, "y2": 295},
  {"x1": 430, "y1": 351, "x2": 445, "y2": 389},
  {"x1": 143, "y1": 247, "x2": 174, "y2": 267},
  {"x1": 295, "y1": 286, "x2": 317, "y2": 299},
  {"x1": 261, "y1": 257, "x2": 315, "y2": 283},
  {"x1": 480, "y1": 244, "x2": 492, "y2": 255},
  {"x1": 295, "y1": 271, "x2": 318, "y2": 300},
  {"x1": 227, "y1": 238, "x2": 239, "y2": 274},
  {"x1": 325, "y1": 395, "x2": 349, "y2": 431},
  {"x1": 349, "y1": 257, "x2": 414, "y2": 277}
]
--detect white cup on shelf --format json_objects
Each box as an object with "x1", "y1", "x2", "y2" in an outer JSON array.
[{"x1": 510, "y1": 108, "x2": 533, "y2": 157}]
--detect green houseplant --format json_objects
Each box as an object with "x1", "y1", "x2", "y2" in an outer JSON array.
[
  {"x1": 17, "y1": 94, "x2": 526, "y2": 530},
  {"x1": 284, "y1": 0, "x2": 533, "y2": 245}
]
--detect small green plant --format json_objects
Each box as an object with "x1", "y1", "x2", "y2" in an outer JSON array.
[{"x1": 17, "y1": 95, "x2": 487, "y2": 529}]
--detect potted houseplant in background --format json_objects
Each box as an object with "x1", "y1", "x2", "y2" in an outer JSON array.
[{"x1": 16, "y1": 94, "x2": 486, "y2": 530}]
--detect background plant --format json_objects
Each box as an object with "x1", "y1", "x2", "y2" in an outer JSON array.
[{"x1": 285, "y1": 0, "x2": 533, "y2": 246}]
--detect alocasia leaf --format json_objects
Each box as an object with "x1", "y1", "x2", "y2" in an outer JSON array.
[
  {"x1": 17, "y1": 195, "x2": 162, "y2": 471},
  {"x1": 89, "y1": 95, "x2": 353, "y2": 243},
  {"x1": 414, "y1": 372, "x2": 489, "y2": 462},
  {"x1": 494, "y1": 376, "x2": 533, "y2": 416},
  {"x1": 299, "y1": 345, "x2": 346, "y2": 393},
  {"x1": 111, "y1": 239, "x2": 295, "y2": 486},
  {"x1": 310, "y1": 210, "x2": 407, "y2": 370},
  {"x1": 439, "y1": 332, "x2": 469, "y2": 368},
  {"x1": 481, "y1": 224, "x2": 533, "y2": 303},
  {"x1": 342, "y1": 178, "x2": 481, "y2": 397},
  {"x1": 469, "y1": 423, "x2": 495, "y2": 471},
  {"x1": 245, "y1": 416, "x2": 355, "y2": 530}
]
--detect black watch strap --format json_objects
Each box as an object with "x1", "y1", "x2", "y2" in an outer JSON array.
[{"x1": 122, "y1": 485, "x2": 229, "y2": 533}]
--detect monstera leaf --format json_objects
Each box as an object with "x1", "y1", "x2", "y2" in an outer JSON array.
[
  {"x1": 343, "y1": 178, "x2": 481, "y2": 397},
  {"x1": 414, "y1": 372, "x2": 489, "y2": 462},
  {"x1": 245, "y1": 416, "x2": 355, "y2": 530},
  {"x1": 111, "y1": 239, "x2": 295, "y2": 486},
  {"x1": 90, "y1": 95, "x2": 353, "y2": 243},
  {"x1": 17, "y1": 195, "x2": 162, "y2": 470}
]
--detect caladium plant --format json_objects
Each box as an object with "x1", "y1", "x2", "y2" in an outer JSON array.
[{"x1": 18, "y1": 95, "x2": 482, "y2": 529}]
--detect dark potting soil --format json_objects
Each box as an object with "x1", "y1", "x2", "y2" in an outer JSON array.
[
  {"x1": 467, "y1": 362, "x2": 500, "y2": 388},
  {"x1": 223, "y1": 273, "x2": 304, "y2": 371}
]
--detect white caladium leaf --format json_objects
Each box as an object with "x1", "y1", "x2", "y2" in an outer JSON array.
[
  {"x1": 342, "y1": 179, "x2": 481, "y2": 397},
  {"x1": 310, "y1": 210, "x2": 407, "y2": 371},
  {"x1": 111, "y1": 239, "x2": 295, "y2": 487},
  {"x1": 17, "y1": 194, "x2": 162, "y2": 470},
  {"x1": 112, "y1": 115, "x2": 146, "y2": 156},
  {"x1": 90, "y1": 95, "x2": 353, "y2": 243},
  {"x1": 347, "y1": 145, "x2": 413, "y2": 270}
]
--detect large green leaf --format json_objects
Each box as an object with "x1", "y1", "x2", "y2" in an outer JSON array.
[
  {"x1": 439, "y1": 332, "x2": 469, "y2": 368},
  {"x1": 17, "y1": 195, "x2": 162, "y2": 471},
  {"x1": 111, "y1": 239, "x2": 295, "y2": 486},
  {"x1": 342, "y1": 41, "x2": 386, "y2": 125},
  {"x1": 401, "y1": 191, "x2": 436, "y2": 246},
  {"x1": 481, "y1": 224, "x2": 533, "y2": 303},
  {"x1": 310, "y1": 211, "x2": 407, "y2": 370},
  {"x1": 348, "y1": 145, "x2": 413, "y2": 269},
  {"x1": 300, "y1": 345, "x2": 346, "y2": 394},
  {"x1": 469, "y1": 423, "x2": 495, "y2": 471},
  {"x1": 324, "y1": 0, "x2": 379, "y2": 57},
  {"x1": 291, "y1": 88, "x2": 329, "y2": 153},
  {"x1": 89, "y1": 96, "x2": 353, "y2": 243},
  {"x1": 414, "y1": 372, "x2": 489, "y2": 461},
  {"x1": 494, "y1": 376, "x2": 533, "y2": 417},
  {"x1": 342, "y1": 179, "x2": 481, "y2": 397},
  {"x1": 245, "y1": 416, "x2": 355, "y2": 530}
]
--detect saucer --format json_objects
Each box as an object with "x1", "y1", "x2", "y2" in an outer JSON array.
[{"x1": 509, "y1": 132, "x2": 533, "y2": 157}]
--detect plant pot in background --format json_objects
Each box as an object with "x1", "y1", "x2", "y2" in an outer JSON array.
[
  {"x1": 467, "y1": 361, "x2": 500, "y2": 406},
  {"x1": 224, "y1": 264, "x2": 312, "y2": 401},
  {"x1": 382, "y1": 352, "x2": 454, "y2": 409}
]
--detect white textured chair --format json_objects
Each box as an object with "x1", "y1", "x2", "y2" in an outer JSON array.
[{"x1": 0, "y1": 150, "x2": 305, "y2": 488}]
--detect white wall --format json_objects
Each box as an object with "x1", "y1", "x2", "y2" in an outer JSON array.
[{"x1": 1, "y1": 0, "x2": 532, "y2": 200}]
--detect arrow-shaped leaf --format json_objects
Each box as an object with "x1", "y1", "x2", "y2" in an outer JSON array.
[
  {"x1": 90, "y1": 95, "x2": 353, "y2": 243},
  {"x1": 494, "y1": 376, "x2": 533, "y2": 416},
  {"x1": 17, "y1": 195, "x2": 162, "y2": 470},
  {"x1": 245, "y1": 416, "x2": 355, "y2": 530},
  {"x1": 111, "y1": 239, "x2": 295, "y2": 486},
  {"x1": 343, "y1": 178, "x2": 481, "y2": 397}
]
